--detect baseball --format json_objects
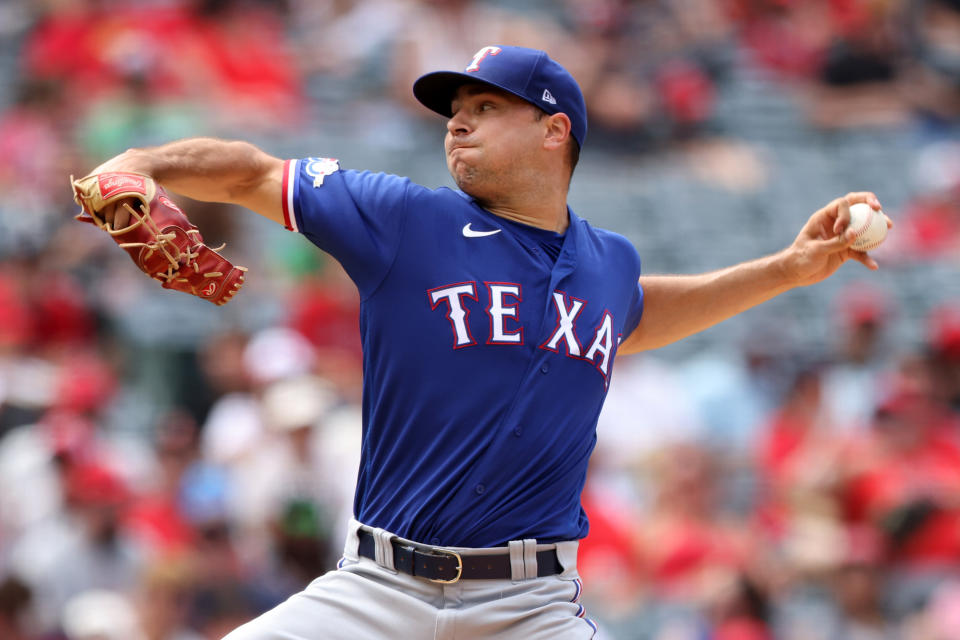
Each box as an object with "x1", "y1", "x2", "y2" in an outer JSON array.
[{"x1": 847, "y1": 202, "x2": 888, "y2": 252}]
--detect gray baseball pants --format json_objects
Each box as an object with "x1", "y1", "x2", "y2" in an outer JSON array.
[{"x1": 222, "y1": 518, "x2": 598, "y2": 639}]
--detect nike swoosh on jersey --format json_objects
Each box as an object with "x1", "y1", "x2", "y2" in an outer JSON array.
[{"x1": 462, "y1": 223, "x2": 502, "y2": 238}]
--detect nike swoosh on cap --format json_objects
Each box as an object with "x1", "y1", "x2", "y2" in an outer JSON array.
[{"x1": 462, "y1": 223, "x2": 501, "y2": 238}]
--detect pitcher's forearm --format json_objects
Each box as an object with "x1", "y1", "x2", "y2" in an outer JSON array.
[
  {"x1": 91, "y1": 138, "x2": 285, "y2": 224},
  {"x1": 619, "y1": 192, "x2": 887, "y2": 354},
  {"x1": 620, "y1": 252, "x2": 793, "y2": 353}
]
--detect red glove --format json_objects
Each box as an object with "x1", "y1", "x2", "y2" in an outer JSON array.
[{"x1": 71, "y1": 172, "x2": 246, "y2": 306}]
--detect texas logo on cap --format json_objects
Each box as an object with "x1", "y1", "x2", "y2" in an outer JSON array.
[{"x1": 412, "y1": 45, "x2": 588, "y2": 149}]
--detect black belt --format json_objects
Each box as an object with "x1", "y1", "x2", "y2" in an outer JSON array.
[{"x1": 356, "y1": 529, "x2": 562, "y2": 583}]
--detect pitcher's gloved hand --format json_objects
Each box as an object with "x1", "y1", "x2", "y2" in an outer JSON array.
[{"x1": 71, "y1": 172, "x2": 246, "y2": 306}]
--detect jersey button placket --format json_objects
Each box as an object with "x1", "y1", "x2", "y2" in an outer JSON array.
[{"x1": 474, "y1": 483, "x2": 485, "y2": 495}]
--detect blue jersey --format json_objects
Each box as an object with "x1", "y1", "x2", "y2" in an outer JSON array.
[{"x1": 281, "y1": 158, "x2": 644, "y2": 548}]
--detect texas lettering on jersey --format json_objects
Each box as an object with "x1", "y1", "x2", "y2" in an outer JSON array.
[
  {"x1": 428, "y1": 281, "x2": 617, "y2": 382},
  {"x1": 285, "y1": 160, "x2": 645, "y2": 546}
]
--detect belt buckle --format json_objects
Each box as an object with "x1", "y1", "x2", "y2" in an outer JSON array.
[{"x1": 426, "y1": 547, "x2": 463, "y2": 584}]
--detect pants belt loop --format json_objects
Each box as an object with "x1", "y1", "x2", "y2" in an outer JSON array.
[
  {"x1": 343, "y1": 518, "x2": 362, "y2": 561},
  {"x1": 554, "y1": 540, "x2": 580, "y2": 578},
  {"x1": 371, "y1": 527, "x2": 397, "y2": 573},
  {"x1": 522, "y1": 539, "x2": 538, "y2": 580},
  {"x1": 508, "y1": 540, "x2": 525, "y2": 582}
]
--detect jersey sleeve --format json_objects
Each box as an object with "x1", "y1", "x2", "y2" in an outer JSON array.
[
  {"x1": 622, "y1": 245, "x2": 644, "y2": 339},
  {"x1": 281, "y1": 158, "x2": 411, "y2": 298},
  {"x1": 623, "y1": 279, "x2": 644, "y2": 339}
]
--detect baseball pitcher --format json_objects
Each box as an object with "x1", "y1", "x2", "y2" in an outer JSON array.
[{"x1": 72, "y1": 46, "x2": 890, "y2": 639}]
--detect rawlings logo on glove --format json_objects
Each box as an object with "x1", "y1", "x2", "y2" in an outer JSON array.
[{"x1": 71, "y1": 172, "x2": 246, "y2": 306}]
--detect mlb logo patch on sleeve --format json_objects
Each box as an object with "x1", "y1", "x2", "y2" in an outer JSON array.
[{"x1": 305, "y1": 157, "x2": 340, "y2": 187}]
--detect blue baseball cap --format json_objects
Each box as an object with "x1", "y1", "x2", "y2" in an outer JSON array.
[{"x1": 413, "y1": 45, "x2": 587, "y2": 149}]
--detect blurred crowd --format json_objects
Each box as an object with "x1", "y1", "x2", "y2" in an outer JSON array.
[{"x1": 1, "y1": 0, "x2": 960, "y2": 639}]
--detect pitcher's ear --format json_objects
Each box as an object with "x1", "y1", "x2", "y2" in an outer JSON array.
[{"x1": 543, "y1": 112, "x2": 572, "y2": 151}]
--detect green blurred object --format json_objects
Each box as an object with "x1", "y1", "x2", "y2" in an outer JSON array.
[
  {"x1": 77, "y1": 85, "x2": 204, "y2": 160},
  {"x1": 265, "y1": 228, "x2": 328, "y2": 278},
  {"x1": 281, "y1": 498, "x2": 324, "y2": 539}
]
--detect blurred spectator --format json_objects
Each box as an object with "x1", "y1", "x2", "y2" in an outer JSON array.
[
  {"x1": 731, "y1": 0, "x2": 833, "y2": 78},
  {"x1": 289, "y1": 0, "x2": 410, "y2": 80},
  {"x1": 754, "y1": 363, "x2": 850, "y2": 579},
  {"x1": 173, "y1": 0, "x2": 306, "y2": 130},
  {"x1": 0, "y1": 265, "x2": 33, "y2": 356},
  {"x1": 733, "y1": 0, "x2": 912, "y2": 129},
  {"x1": 125, "y1": 411, "x2": 205, "y2": 555},
  {"x1": 0, "y1": 346, "x2": 125, "y2": 563},
  {"x1": 827, "y1": 538, "x2": 901, "y2": 640},
  {"x1": 135, "y1": 555, "x2": 204, "y2": 640},
  {"x1": 887, "y1": 141, "x2": 960, "y2": 261},
  {"x1": 187, "y1": 580, "x2": 262, "y2": 640},
  {"x1": 926, "y1": 303, "x2": 960, "y2": 412},
  {"x1": 229, "y1": 375, "x2": 341, "y2": 587},
  {"x1": 841, "y1": 381, "x2": 960, "y2": 568},
  {"x1": 286, "y1": 261, "x2": 363, "y2": 402},
  {"x1": 9, "y1": 460, "x2": 144, "y2": 634},
  {"x1": 198, "y1": 330, "x2": 259, "y2": 466},
  {"x1": 23, "y1": 0, "x2": 304, "y2": 133},
  {"x1": 821, "y1": 283, "x2": 893, "y2": 431},
  {"x1": 390, "y1": 0, "x2": 570, "y2": 114},
  {"x1": 560, "y1": 0, "x2": 733, "y2": 149},
  {"x1": 903, "y1": 0, "x2": 960, "y2": 124},
  {"x1": 772, "y1": 525, "x2": 901, "y2": 640},
  {"x1": 196, "y1": 325, "x2": 359, "y2": 590},
  {"x1": 605, "y1": 442, "x2": 771, "y2": 639},
  {"x1": 0, "y1": 575, "x2": 33, "y2": 640},
  {"x1": 638, "y1": 443, "x2": 758, "y2": 602},
  {"x1": 577, "y1": 463, "x2": 646, "y2": 636},
  {"x1": 0, "y1": 79, "x2": 76, "y2": 255},
  {"x1": 77, "y1": 71, "x2": 205, "y2": 162},
  {"x1": 61, "y1": 588, "x2": 145, "y2": 640},
  {"x1": 681, "y1": 325, "x2": 790, "y2": 458},
  {"x1": 597, "y1": 353, "x2": 705, "y2": 505},
  {"x1": 803, "y1": 1, "x2": 910, "y2": 130},
  {"x1": 22, "y1": 1, "x2": 189, "y2": 102},
  {"x1": 915, "y1": 579, "x2": 960, "y2": 640},
  {"x1": 709, "y1": 574, "x2": 774, "y2": 640}
]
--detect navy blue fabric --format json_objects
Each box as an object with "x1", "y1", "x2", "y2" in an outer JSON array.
[
  {"x1": 290, "y1": 159, "x2": 644, "y2": 547},
  {"x1": 413, "y1": 45, "x2": 588, "y2": 148}
]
